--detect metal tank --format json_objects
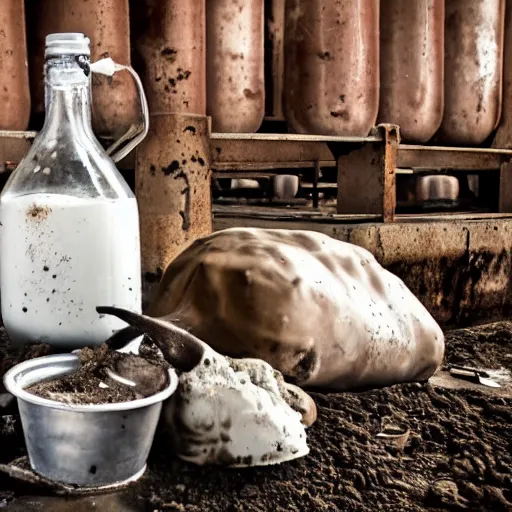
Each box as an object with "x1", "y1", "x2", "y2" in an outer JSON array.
[
  {"x1": 284, "y1": 0, "x2": 380, "y2": 136},
  {"x1": 133, "y1": 0, "x2": 206, "y2": 115},
  {"x1": 26, "y1": 0, "x2": 139, "y2": 140},
  {"x1": 378, "y1": 0, "x2": 444, "y2": 143},
  {"x1": 438, "y1": 0, "x2": 505, "y2": 145},
  {"x1": 266, "y1": 0, "x2": 286, "y2": 120},
  {"x1": 0, "y1": 0, "x2": 30, "y2": 131},
  {"x1": 206, "y1": 0, "x2": 265, "y2": 133}
]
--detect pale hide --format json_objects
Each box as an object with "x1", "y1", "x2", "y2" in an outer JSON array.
[
  {"x1": 145, "y1": 228, "x2": 445, "y2": 390},
  {"x1": 99, "y1": 306, "x2": 313, "y2": 467}
]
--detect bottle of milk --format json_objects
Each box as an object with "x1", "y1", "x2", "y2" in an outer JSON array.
[{"x1": 0, "y1": 34, "x2": 145, "y2": 348}]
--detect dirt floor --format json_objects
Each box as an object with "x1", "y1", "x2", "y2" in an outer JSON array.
[{"x1": 0, "y1": 323, "x2": 511, "y2": 511}]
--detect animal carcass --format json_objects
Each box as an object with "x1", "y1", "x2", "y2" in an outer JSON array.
[
  {"x1": 143, "y1": 228, "x2": 445, "y2": 390},
  {"x1": 98, "y1": 306, "x2": 315, "y2": 466}
]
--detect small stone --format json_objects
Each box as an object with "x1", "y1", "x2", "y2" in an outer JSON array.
[{"x1": 239, "y1": 484, "x2": 258, "y2": 498}]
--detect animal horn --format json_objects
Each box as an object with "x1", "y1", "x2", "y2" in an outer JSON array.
[
  {"x1": 97, "y1": 306, "x2": 204, "y2": 371},
  {"x1": 282, "y1": 382, "x2": 318, "y2": 427}
]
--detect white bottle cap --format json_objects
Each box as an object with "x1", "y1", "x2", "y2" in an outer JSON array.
[{"x1": 45, "y1": 33, "x2": 91, "y2": 58}]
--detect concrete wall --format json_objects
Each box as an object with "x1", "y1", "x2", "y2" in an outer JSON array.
[{"x1": 214, "y1": 215, "x2": 512, "y2": 328}]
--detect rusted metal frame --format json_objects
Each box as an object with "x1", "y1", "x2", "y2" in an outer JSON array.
[
  {"x1": 210, "y1": 133, "x2": 382, "y2": 169},
  {"x1": 312, "y1": 161, "x2": 320, "y2": 208},
  {"x1": 336, "y1": 124, "x2": 399, "y2": 222},
  {"x1": 213, "y1": 160, "x2": 335, "y2": 171},
  {"x1": 0, "y1": 130, "x2": 36, "y2": 171},
  {"x1": 499, "y1": 160, "x2": 512, "y2": 212},
  {"x1": 398, "y1": 145, "x2": 512, "y2": 171}
]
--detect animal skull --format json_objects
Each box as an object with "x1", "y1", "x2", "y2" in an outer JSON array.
[
  {"x1": 124, "y1": 228, "x2": 445, "y2": 390},
  {"x1": 98, "y1": 307, "x2": 315, "y2": 467}
]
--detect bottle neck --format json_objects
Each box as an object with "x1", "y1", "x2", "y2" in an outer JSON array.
[{"x1": 42, "y1": 56, "x2": 94, "y2": 140}]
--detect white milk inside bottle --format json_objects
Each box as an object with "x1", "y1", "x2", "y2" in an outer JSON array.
[
  {"x1": 0, "y1": 33, "x2": 146, "y2": 348},
  {"x1": 1, "y1": 194, "x2": 141, "y2": 347}
]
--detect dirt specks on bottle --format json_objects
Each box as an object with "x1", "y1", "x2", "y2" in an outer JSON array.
[{"x1": 26, "y1": 204, "x2": 51, "y2": 222}]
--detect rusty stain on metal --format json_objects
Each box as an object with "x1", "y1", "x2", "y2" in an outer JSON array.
[
  {"x1": 26, "y1": 0, "x2": 139, "y2": 139},
  {"x1": 136, "y1": 113, "x2": 212, "y2": 305},
  {"x1": 284, "y1": 0, "x2": 379, "y2": 136},
  {"x1": 133, "y1": 0, "x2": 206, "y2": 115},
  {"x1": 206, "y1": 0, "x2": 265, "y2": 132},
  {"x1": 378, "y1": 0, "x2": 444, "y2": 143},
  {"x1": 0, "y1": 0, "x2": 30, "y2": 131},
  {"x1": 437, "y1": 0, "x2": 505, "y2": 145}
]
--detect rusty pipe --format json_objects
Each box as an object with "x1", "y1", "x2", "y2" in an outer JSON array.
[{"x1": 0, "y1": 0, "x2": 30, "y2": 131}]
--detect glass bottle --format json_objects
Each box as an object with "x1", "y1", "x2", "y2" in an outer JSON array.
[{"x1": 0, "y1": 33, "x2": 142, "y2": 348}]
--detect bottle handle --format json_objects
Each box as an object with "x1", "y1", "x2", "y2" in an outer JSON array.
[{"x1": 89, "y1": 58, "x2": 150, "y2": 163}]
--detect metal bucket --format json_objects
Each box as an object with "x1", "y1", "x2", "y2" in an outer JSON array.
[{"x1": 3, "y1": 354, "x2": 178, "y2": 487}]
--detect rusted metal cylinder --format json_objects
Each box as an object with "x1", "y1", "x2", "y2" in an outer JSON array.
[
  {"x1": 136, "y1": 114, "x2": 212, "y2": 305},
  {"x1": 266, "y1": 0, "x2": 285, "y2": 120},
  {"x1": 416, "y1": 175, "x2": 460, "y2": 202},
  {"x1": 26, "y1": 0, "x2": 139, "y2": 140},
  {"x1": 206, "y1": 0, "x2": 265, "y2": 133},
  {"x1": 438, "y1": 0, "x2": 505, "y2": 145},
  {"x1": 493, "y1": 0, "x2": 512, "y2": 148},
  {"x1": 378, "y1": 0, "x2": 444, "y2": 143},
  {"x1": 133, "y1": 0, "x2": 206, "y2": 115},
  {"x1": 0, "y1": 0, "x2": 30, "y2": 131},
  {"x1": 284, "y1": 0, "x2": 379, "y2": 136}
]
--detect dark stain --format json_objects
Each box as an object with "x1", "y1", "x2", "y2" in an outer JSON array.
[
  {"x1": 317, "y1": 51, "x2": 332, "y2": 61},
  {"x1": 174, "y1": 171, "x2": 191, "y2": 231},
  {"x1": 43, "y1": 266, "x2": 49, "y2": 272},
  {"x1": 161, "y1": 47, "x2": 177, "y2": 61},
  {"x1": 243, "y1": 88, "x2": 260, "y2": 100},
  {"x1": 176, "y1": 68, "x2": 191, "y2": 81},
  {"x1": 289, "y1": 349, "x2": 318, "y2": 385},
  {"x1": 150, "y1": 165, "x2": 156, "y2": 176},
  {"x1": 89, "y1": 465, "x2": 97, "y2": 475},
  {"x1": 221, "y1": 418, "x2": 232, "y2": 430},
  {"x1": 331, "y1": 110, "x2": 350, "y2": 120},
  {"x1": 162, "y1": 160, "x2": 180, "y2": 175},
  {"x1": 198, "y1": 157, "x2": 205, "y2": 166},
  {"x1": 26, "y1": 204, "x2": 51, "y2": 221},
  {"x1": 144, "y1": 268, "x2": 163, "y2": 284}
]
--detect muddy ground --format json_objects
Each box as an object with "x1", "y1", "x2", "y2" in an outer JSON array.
[{"x1": 0, "y1": 323, "x2": 511, "y2": 511}]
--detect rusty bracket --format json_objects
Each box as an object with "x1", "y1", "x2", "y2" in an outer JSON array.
[
  {"x1": 337, "y1": 124, "x2": 400, "y2": 223},
  {"x1": 499, "y1": 160, "x2": 512, "y2": 213}
]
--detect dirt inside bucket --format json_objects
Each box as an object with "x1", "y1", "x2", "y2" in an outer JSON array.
[{"x1": 25, "y1": 341, "x2": 170, "y2": 405}]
